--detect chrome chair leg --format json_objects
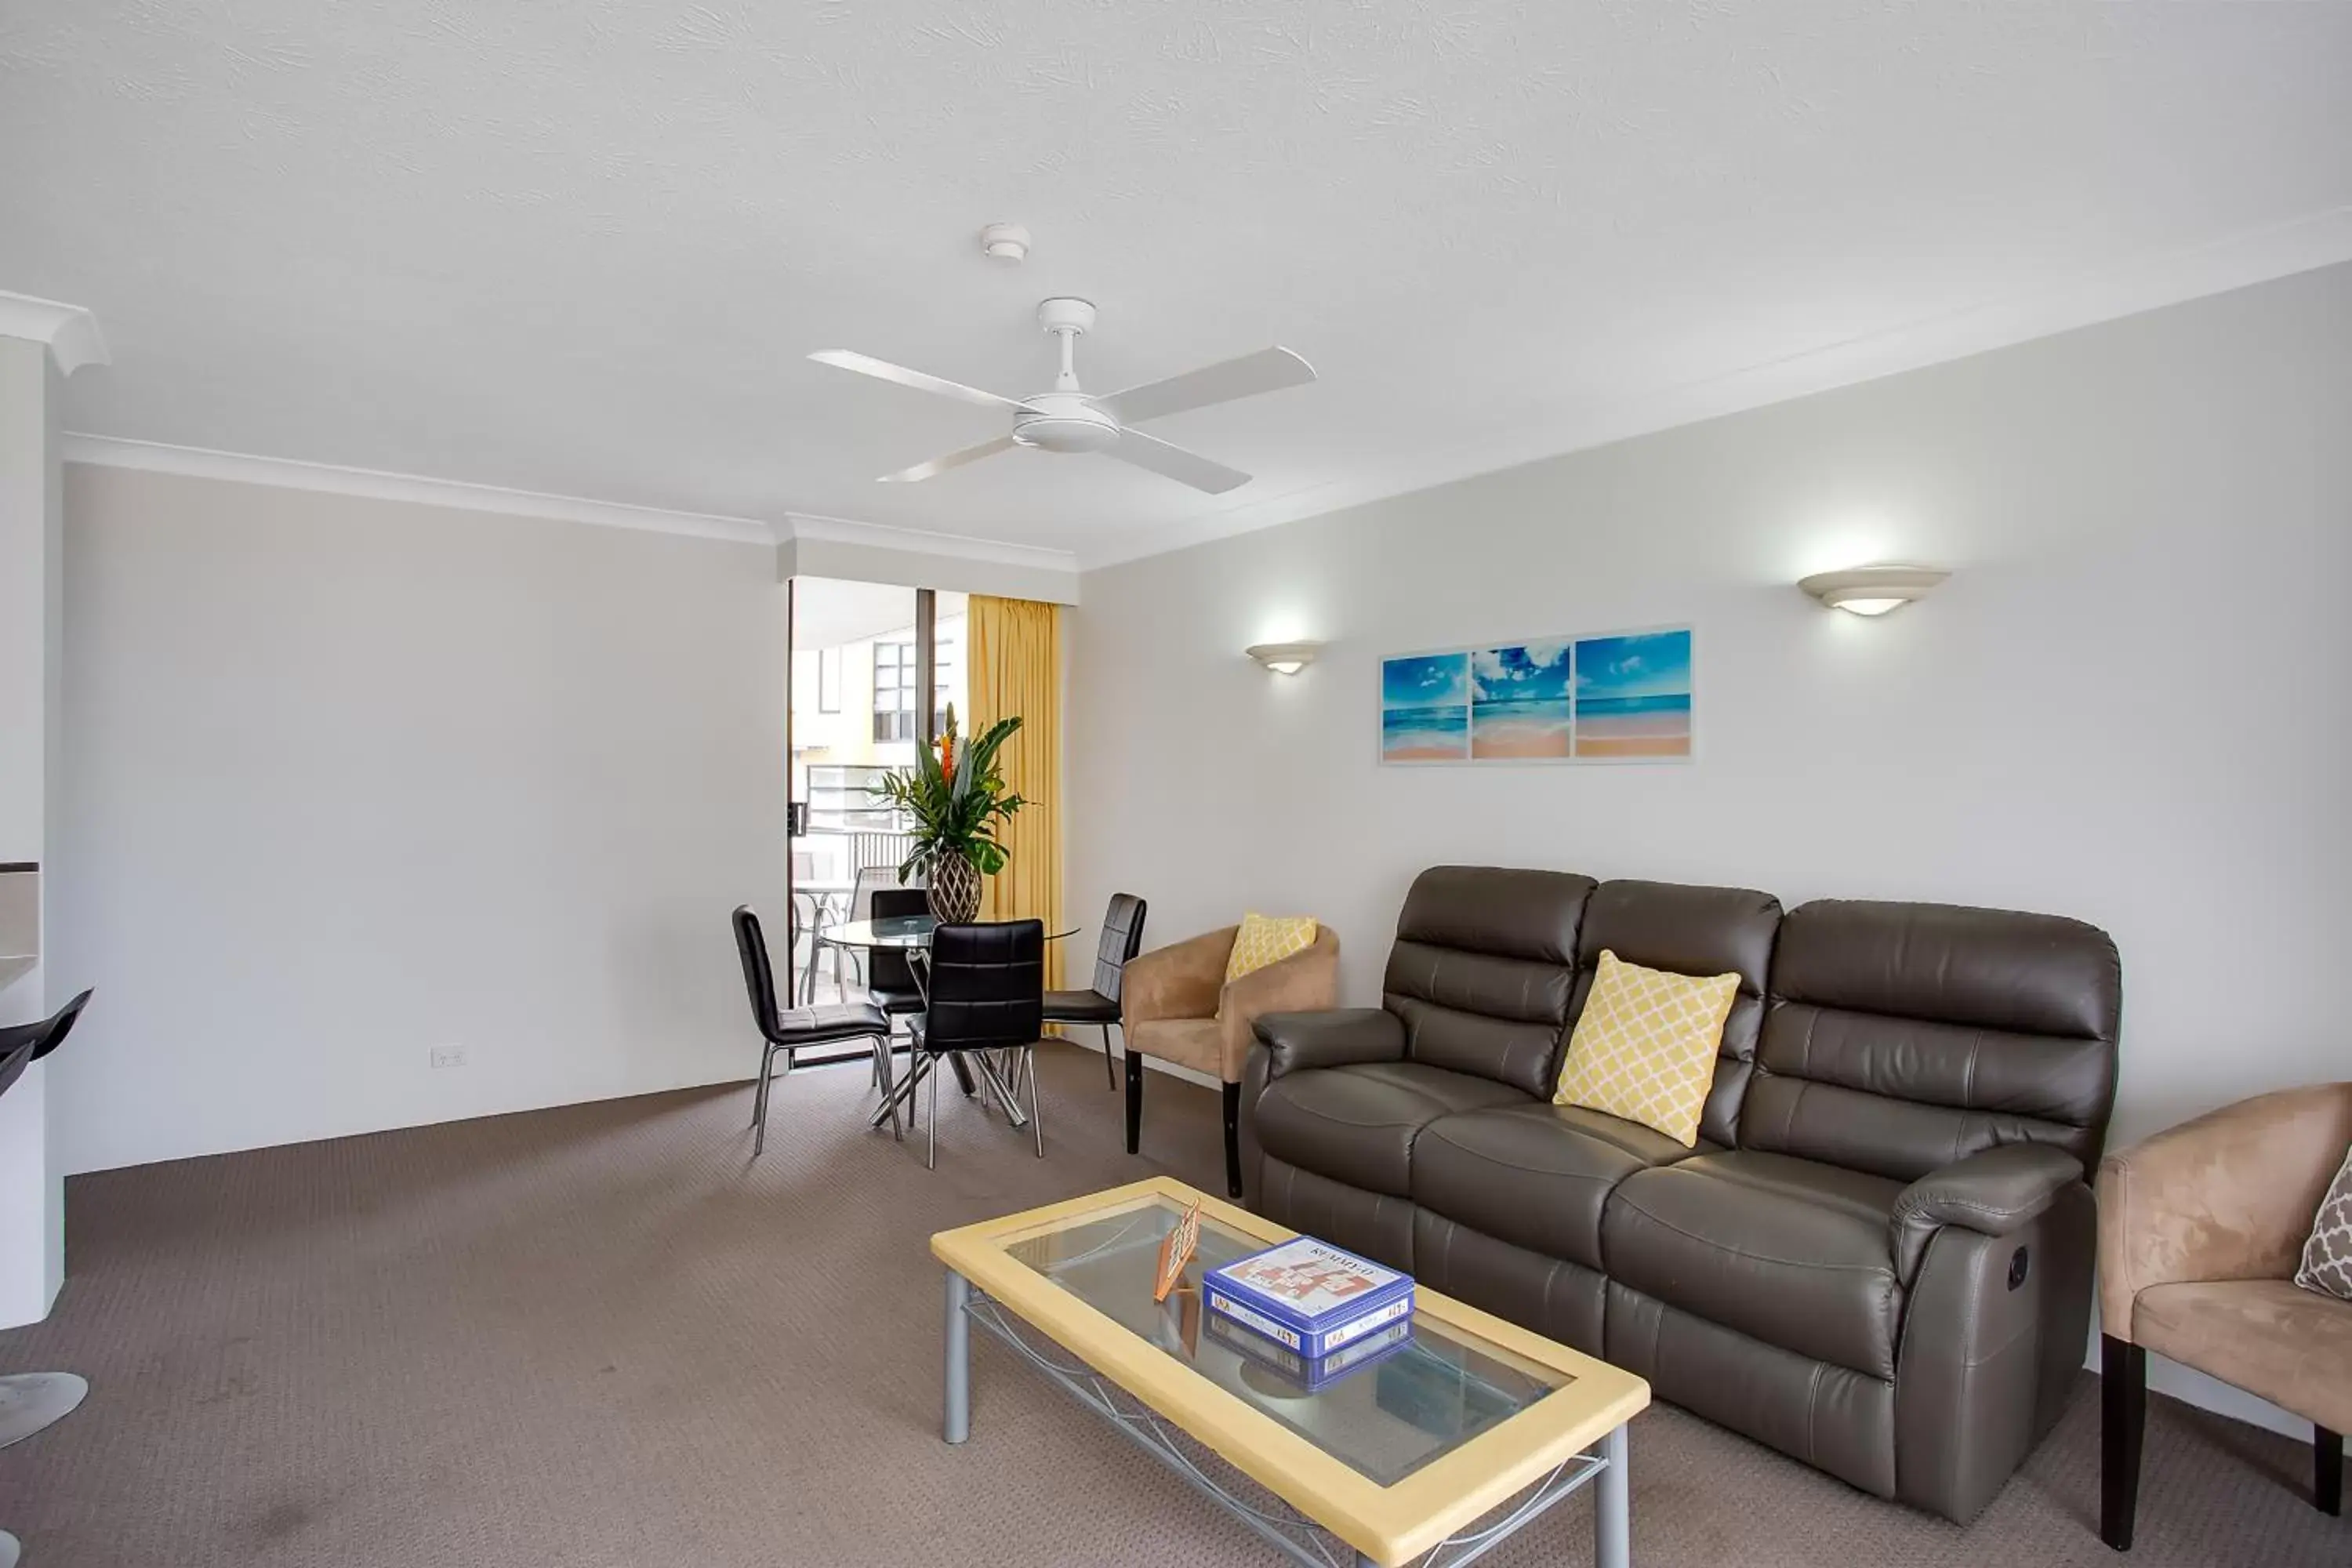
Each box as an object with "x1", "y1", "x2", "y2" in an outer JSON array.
[
  {"x1": 869, "y1": 1051, "x2": 924, "y2": 1134},
  {"x1": 1027, "y1": 1046, "x2": 1044, "y2": 1159},
  {"x1": 874, "y1": 1033, "x2": 902, "y2": 1139},
  {"x1": 926, "y1": 1052, "x2": 942, "y2": 1171},
  {"x1": 753, "y1": 1041, "x2": 777, "y2": 1156}
]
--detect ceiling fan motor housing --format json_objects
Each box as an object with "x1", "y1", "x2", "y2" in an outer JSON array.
[{"x1": 1011, "y1": 393, "x2": 1119, "y2": 453}]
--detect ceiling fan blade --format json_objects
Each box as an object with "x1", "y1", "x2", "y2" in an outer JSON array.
[
  {"x1": 808, "y1": 350, "x2": 1029, "y2": 412},
  {"x1": 1094, "y1": 347, "x2": 1316, "y2": 426},
  {"x1": 1101, "y1": 429, "x2": 1252, "y2": 495},
  {"x1": 878, "y1": 436, "x2": 1017, "y2": 484}
]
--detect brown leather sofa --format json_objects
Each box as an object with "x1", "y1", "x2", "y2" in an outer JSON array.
[{"x1": 1240, "y1": 866, "x2": 2121, "y2": 1523}]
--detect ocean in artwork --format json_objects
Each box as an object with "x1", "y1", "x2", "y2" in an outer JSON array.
[
  {"x1": 1382, "y1": 652, "x2": 1472, "y2": 760},
  {"x1": 1383, "y1": 704, "x2": 1469, "y2": 761},
  {"x1": 1472, "y1": 642, "x2": 1573, "y2": 759},
  {"x1": 1572, "y1": 626, "x2": 1693, "y2": 757}
]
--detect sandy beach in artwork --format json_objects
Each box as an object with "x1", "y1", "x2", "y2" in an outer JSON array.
[
  {"x1": 1573, "y1": 694, "x2": 1691, "y2": 757},
  {"x1": 1385, "y1": 744, "x2": 1468, "y2": 761},
  {"x1": 1575, "y1": 734, "x2": 1690, "y2": 757},
  {"x1": 1472, "y1": 699, "x2": 1572, "y2": 759}
]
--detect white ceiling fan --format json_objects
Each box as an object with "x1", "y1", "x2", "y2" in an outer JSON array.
[{"x1": 810, "y1": 298, "x2": 1315, "y2": 495}]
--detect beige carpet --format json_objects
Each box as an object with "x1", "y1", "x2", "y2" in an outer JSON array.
[{"x1": 0, "y1": 1043, "x2": 2341, "y2": 1567}]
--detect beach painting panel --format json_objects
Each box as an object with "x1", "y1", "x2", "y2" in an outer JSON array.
[
  {"x1": 1471, "y1": 642, "x2": 1573, "y2": 760},
  {"x1": 1573, "y1": 629, "x2": 1693, "y2": 758},
  {"x1": 1381, "y1": 652, "x2": 1471, "y2": 761}
]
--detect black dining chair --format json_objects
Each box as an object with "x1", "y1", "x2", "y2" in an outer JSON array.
[
  {"x1": 906, "y1": 920, "x2": 1046, "y2": 1170},
  {"x1": 864, "y1": 886, "x2": 930, "y2": 1090},
  {"x1": 731, "y1": 906, "x2": 891, "y2": 1155},
  {"x1": 1042, "y1": 894, "x2": 1147, "y2": 1090}
]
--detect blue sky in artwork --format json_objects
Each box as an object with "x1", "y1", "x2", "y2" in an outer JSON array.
[
  {"x1": 1382, "y1": 652, "x2": 1470, "y2": 707},
  {"x1": 1472, "y1": 642, "x2": 1570, "y2": 704},
  {"x1": 1573, "y1": 630, "x2": 1692, "y2": 700}
]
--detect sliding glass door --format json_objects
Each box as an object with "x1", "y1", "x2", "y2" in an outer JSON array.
[{"x1": 784, "y1": 578, "x2": 958, "y2": 1008}]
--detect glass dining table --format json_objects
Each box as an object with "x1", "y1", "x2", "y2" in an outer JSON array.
[{"x1": 818, "y1": 915, "x2": 1080, "y2": 1133}]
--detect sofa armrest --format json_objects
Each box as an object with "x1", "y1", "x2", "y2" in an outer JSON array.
[
  {"x1": 2096, "y1": 1082, "x2": 2352, "y2": 1341},
  {"x1": 1250, "y1": 1007, "x2": 1404, "y2": 1080},
  {"x1": 1120, "y1": 927, "x2": 1237, "y2": 1027},
  {"x1": 1892, "y1": 1143, "x2": 2084, "y2": 1283}
]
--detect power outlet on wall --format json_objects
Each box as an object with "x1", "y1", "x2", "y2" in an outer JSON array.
[{"x1": 429, "y1": 1044, "x2": 466, "y2": 1069}]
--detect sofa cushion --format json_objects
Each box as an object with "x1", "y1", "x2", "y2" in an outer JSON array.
[
  {"x1": 1554, "y1": 949, "x2": 1740, "y2": 1147},
  {"x1": 1745, "y1": 899, "x2": 2120, "y2": 1181},
  {"x1": 2133, "y1": 1278, "x2": 2352, "y2": 1435},
  {"x1": 1568, "y1": 880, "x2": 1782, "y2": 1146},
  {"x1": 1382, "y1": 866, "x2": 1595, "y2": 1098},
  {"x1": 1254, "y1": 1062, "x2": 1528, "y2": 1198},
  {"x1": 1603, "y1": 1150, "x2": 1907, "y2": 1379},
  {"x1": 1414, "y1": 1101, "x2": 1709, "y2": 1271}
]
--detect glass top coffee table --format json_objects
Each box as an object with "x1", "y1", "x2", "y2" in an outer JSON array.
[{"x1": 931, "y1": 1176, "x2": 1647, "y2": 1567}]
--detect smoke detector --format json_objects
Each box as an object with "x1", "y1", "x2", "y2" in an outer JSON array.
[{"x1": 978, "y1": 223, "x2": 1031, "y2": 263}]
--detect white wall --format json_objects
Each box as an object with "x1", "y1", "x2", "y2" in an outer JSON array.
[
  {"x1": 50, "y1": 465, "x2": 789, "y2": 1174},
  {"x1": 1069, "y1": 262, "x2": 2352, "y2": 1432}
]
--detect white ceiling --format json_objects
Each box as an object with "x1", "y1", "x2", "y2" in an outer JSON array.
[{"x1": 6, "y1": 3, "x2": 2350, "y2": 568}]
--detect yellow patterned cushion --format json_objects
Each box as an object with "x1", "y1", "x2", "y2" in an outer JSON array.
[
  {"x1": 1225, "y1": 913, "x2": 1319, "y2": 983},
  {"x1": 1553, "y1": 949, "x2": 1737, "y2": 1147}
]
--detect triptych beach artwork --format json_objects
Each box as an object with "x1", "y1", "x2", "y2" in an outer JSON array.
[{"x1": 1381, "y1": 628, "x2": 1693, "y2": 763}]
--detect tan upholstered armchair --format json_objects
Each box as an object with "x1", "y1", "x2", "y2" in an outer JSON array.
[
  {"x1": 1121, "y1": 924, "x2": 1339, "y2": 1199},
  {"x1": 2097, "y1": 1083, "x2": 2352, "y2": 1549}
]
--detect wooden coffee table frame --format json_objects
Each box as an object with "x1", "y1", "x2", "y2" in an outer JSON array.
[{"x1": 931, "y1": 1177, "x2": 1648, "y2": 1568}]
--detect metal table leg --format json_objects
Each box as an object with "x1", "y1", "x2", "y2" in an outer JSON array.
[
  {"x1": 909, "y1": 954, "x2": 979, "y2": 1101},
  {"x1": 1595, "y1": 1420, "x2": 1629, "y2": 1568},
  {"x1": 943, "y1": 1269, "x2": 971, "y2": 1445},
  {"x1": 870, "y1": 1053, "x2": 928, "y2": 1131},
  {"x1": 967, "y1": 1050, "x2": 1031, "y2": 1129}
]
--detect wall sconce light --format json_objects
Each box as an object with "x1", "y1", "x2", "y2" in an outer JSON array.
[
  {"x1": 1798, "y1": 564, "x2": 1949, "y2": 617},
  {"x1": 1246, "y1": 641, "x2": 1322, "y2": 675}
]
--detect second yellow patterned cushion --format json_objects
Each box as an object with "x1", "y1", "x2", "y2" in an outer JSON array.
[
  {"x1": 1553, "y1": 949, "x2": 1738, "y2": 1147},
  {"x1": 1225, "y1": 913, "x2": 1319, "y2": 983}
]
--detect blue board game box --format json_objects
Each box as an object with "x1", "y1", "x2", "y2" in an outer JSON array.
[{"x1": 1202, "y1": 1236, "x2": 1415, "y2": 1359}]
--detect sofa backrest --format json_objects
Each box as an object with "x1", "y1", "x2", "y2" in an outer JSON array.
[
  {"x1": 1382, "y1": 866, "x2": 1595, "y2": 1098},
  {"x1": 1565, "y1": 880, "x2": 1784, "y2": 1147},
  {"x1": 1742, "y1": 899, "x2": 2122, "y2": 1181}
]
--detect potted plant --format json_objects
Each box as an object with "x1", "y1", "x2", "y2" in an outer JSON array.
[{"x1": 869, "y1": 704, "x2": 1026, "y2": 924}]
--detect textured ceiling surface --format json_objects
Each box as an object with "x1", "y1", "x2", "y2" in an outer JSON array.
[{"x1": 5, "y1": 2, "x2": 2350, "y2": 564}]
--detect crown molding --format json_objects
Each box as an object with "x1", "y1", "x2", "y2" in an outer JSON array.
[
  {"x1": 0, "y1": 292, "x2": 109, "y2": 376},
  {"x1": 780, "y1": 510, "x2": 1078, "y2": 573},
  {"x1": 60, "y1": 435, "x2": 780, "y2": 546}
]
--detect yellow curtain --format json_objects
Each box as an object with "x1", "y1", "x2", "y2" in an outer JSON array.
[{"x1": 967, "y1": 595, "x2": 1064, "y2": 990}]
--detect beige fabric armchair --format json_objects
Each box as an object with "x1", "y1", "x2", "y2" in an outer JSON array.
[
  {"x1": 1121, "y1": 925, "x2": 1339, "y2": 1199},
  {"x1": 2097, "y1": 1082, "x2": 2352, "y2": 1548}
]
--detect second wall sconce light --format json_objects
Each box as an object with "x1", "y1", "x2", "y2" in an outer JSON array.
[
  {"x1": 1246, "y1": 641, "x2": 1323, "y2": 674},
  {"x1": 1798, "y1": 564, "x2": 1949, "y2": 617}
]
